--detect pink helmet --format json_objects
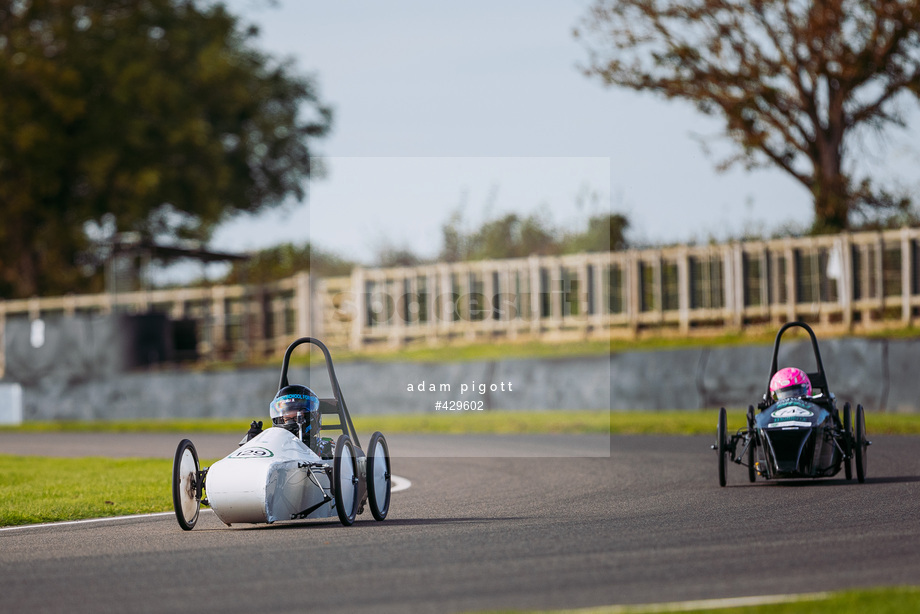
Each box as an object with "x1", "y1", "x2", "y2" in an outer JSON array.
[{"x1": 770, "y1": 367, "x2": 812, "y2": 400}]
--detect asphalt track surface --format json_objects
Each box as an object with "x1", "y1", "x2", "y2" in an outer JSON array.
[{"x1": 2, "y1": 432, "x2": 920, "y2": 614}]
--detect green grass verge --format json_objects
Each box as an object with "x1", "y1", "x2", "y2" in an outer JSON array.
[
  {"x1": 4, "y1": 409, "x2": 920, "y2": 435},
  {"x1": 481, "y1": 587, "x2": 920, "y2": 613},
  {"x1": 0, "y1": 411, "x2": 608, "y2": 435},
  {"x1": 610, "y1": 409, "x2": 920, "y2": 435},
  {"x1": 0, "y1": 455, "x2": 175, "y2": 526},
  {"x1": 699, "y1": 587, "x2": 920, "y2": 614}
]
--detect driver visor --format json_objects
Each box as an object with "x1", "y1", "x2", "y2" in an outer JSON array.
[
  {"x1": 269, "y1": 394, "x2": 315, "y2": 421},
  {"x1": 773, "y1": 383, "x2": 810, "y2": 401}
]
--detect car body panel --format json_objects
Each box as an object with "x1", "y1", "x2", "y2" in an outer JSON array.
[{"x1": 205, "y1": 427, "x2": 334, "y2": 525}]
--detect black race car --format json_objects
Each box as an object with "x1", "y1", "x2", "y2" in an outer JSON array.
[{"x1": 713, "y1": 321, "x2": 870, "y2": 486}]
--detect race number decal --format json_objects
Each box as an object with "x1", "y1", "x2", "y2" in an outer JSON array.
[
  {"x1": 768, "y1": 421, "x2": 812, "y2": 428},
  {"x1": 771, "y1": 406, "x2": 814, "y2": 418},
  {"x1": 229, "y1": 447, "x2": 274, "y2": 459}
]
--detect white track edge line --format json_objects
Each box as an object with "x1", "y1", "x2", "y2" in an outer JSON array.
[
  {"x1": 0, "y1": 511, "x2": 177, "y2": 532},
  {"x1": 559, "y1": 592, "x2": 831, "y2": 613},
  {"x1": 391, "y1": 475, "x2": 411, "y2": 493},
  {"x1": 1, "y1": 475, "x2": 411, "y2": 533}
]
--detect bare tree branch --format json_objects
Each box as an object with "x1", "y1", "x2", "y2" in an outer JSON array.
[{"x1": 578, "y1": 0, "x2": 920, "y2": 232}]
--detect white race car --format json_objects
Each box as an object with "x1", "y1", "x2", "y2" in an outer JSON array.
[{"x1": 171, "y1": 338, "x2": 391, "y2": 530}]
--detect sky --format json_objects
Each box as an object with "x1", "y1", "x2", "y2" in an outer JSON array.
[{"x1": 207, "y1": 0, "x2": 920, "y2": 267}]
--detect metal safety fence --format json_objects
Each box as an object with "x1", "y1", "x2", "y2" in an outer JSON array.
[{"x1": 2, "y1": 227, "x2": 919, "y2": 375}]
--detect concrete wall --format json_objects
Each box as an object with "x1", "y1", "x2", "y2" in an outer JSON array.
[{"x1": 4, "y1": 336, "x2": 920, "y2": 421}]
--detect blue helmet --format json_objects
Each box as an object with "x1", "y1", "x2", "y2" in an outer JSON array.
[{"x1": 270, "y1": 385, "x2": 319, "y2": 427}]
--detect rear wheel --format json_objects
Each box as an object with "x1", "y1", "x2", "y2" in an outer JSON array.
[
  {"x1": 747, "y1": 438, "x2": 757, "y2": 483},
  {"x1": 843, "y1": 403, "x2": 853, "y2": 480},
  {"x1": 333, "y1": 434, "x2": 359, "y2": 526},
  {"x1": 746, "y1": 406, "x2": 756, "y2": 483},
  {"x1": 366, "y1": 431, "x2": 391, "y2": 521},
  {"x1": 172, "y1": 439, "x2": 201, "y2": 531},
  {"x1": 855, "y1": 404, "x2": 868, "y2": 484},
  {"x1": 717, "y1": 407, "x2": 728, "y2": 487}
]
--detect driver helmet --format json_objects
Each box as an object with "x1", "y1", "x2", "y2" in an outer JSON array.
[
  {"x1": 270, "y1": 385, "x2": 320, "y2": 436},
  {"x1": 769, "y1": 367, "x2": 812, "y2": 401}
]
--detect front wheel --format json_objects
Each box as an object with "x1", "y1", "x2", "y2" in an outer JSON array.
[
  {"x1": 843, "y1": 402, "x2": 852, "y2": 480},
  {"x1": 333, "y1": 434, "x2": 359, "y2": 526},
  {"x1": 366, "y1": 431, "x2": 391, "y2": 521},
  {"x1": 172, "y1": 439, "x2": 201, "y2": 531},
  {"x1": 717, "y1": 407, "x2": 728, "y2": 487},
  {"x1": 855, "y1": 404, "x2": 868, "y2": 484}
]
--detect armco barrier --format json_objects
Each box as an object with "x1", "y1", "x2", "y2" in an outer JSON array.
[{"x1": 7, "y1": 337, "x2": 920, "y2": 421}]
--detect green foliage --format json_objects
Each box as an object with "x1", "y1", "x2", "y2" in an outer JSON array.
[
  {"x1": 563, "y1": 212, "x2": 629, "y2": 252},
  {"x1": 221, "y1": 242, "x2": 354, "y2": 284},
  {"x1": 438, "y1": 210, "x2": 628, "y2": 262},
  {"x1": 373, "y1": 243, "x2": 424, "y2": 268},
  {"x1": 0, "y1": 0, "x2": 331, "y2": 298}
]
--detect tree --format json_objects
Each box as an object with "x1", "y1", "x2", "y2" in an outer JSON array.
[
  {"x1": 576, "y1": 0, "x2": 920, "y2": 233},
  {"x1": 221, "y1": 242, "x2": 354, "y2": 284},
  {"x1": 0, "y1": 0, "x2": 331, "y2": 298},
  {"x1": 438, "y1": 209, "x2": 628, "y2": 263},
  {"x1": 561, "y1": 213, "x2": 629, "y2": 252},
  {"x1": 439, "y1": 211, "x2": 560, "y2": 262}
]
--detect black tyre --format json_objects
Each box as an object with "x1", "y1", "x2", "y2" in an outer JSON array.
[
  {"x1": 717, "y1": 407, "x2": 728, "y2": 487},
  {"x1": 366, "y1": 431, "x2": 391, "y2": 521},
  {"x1": 747, "y1": 439, "x2": 757, "y2": 483},
  {"x1": 855, "y1": 404, "x2": 868, "y2": 483},
  {"x1": 172, "y1": 439, "x2": 201, "y2": 531},
  {"x1": 843, "y1": 403, "x2": 853, "y2": 480},
  {"x1": 333, "y1": 434, "x2": 359, "y2": 526},
  {"x1": 746, "y1": 406, "x2": 756, "y2": 483}
]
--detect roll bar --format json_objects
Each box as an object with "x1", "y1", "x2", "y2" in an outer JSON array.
[{"x1": 278, "y1": 337, "x2": 361, "y2": 449}]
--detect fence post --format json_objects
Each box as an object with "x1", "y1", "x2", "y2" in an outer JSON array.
[
  {"x1": 593, "y1": 255, "x2": 606, "y2": 332},
  {"x1": 529, "y1": 255, "x2": 541, "y2": 337},
  {"x1": 902, "y1": 227, "x2": 913, "y2": 325},
  {"x1": 211, "y1": 285, "x2": 227, "y2": 358},
  {"x1": 677, "y1": 247, "x2": 690, "y2": 334},
  {"x1": 439, "y1": 265, "x2": 453, "y2": 336},
  {"x1": 651, "y1": 256, "x2": 662, "y2": 324},
  {"x1": 462, "y1": 265, "x2": 475, "y2": 340},
  {"x1": 349, "y1": 268, "x2": 364, "y2": 351},
  {"x1": 721, "y1": 245, "x2": 733, "y2": 328},
  {"x1": 0, "y1": 302, "x2": 5, "y2": 379},
  {"x1": 731, "y1": 242, "x2": 744, "y2": 329},
  {"x1": 627, "y1": 250, "x2": 640, "y2": 334},
  {"x1": 759, "y1": 245, "x2": 770, "y2": 321},
  {"x1": 577, "y1": 255, "x2": 590, "y2": 336},
  {"x1": 875, "y1": 233, "x2": 885, "y2": 315},
  {"x1": 483, "y1": 263, "x2": 495, "y2": 333},
  {"x1": 426, "y1": 268, "x2": 438, "y2": 343},
  {"x1": 838, "y1": 233, "x2": 853, "y2": 330},
  {"x1": 295, "y1": 272, "x2": 311, "y2": 339},
  {"x1": 784, "y1": 240, "x2": 796, "y2": 322},
  {"x1": 551, "y1": 258, "x2": 563, "y2": 329},
  {"x1": 391, "y1": 269, "x2": 407, "y2": 347}
]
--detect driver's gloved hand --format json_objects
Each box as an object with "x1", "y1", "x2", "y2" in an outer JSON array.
[{"x1": 246, "y1": 420, "x2": 263, "y2": 440}]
